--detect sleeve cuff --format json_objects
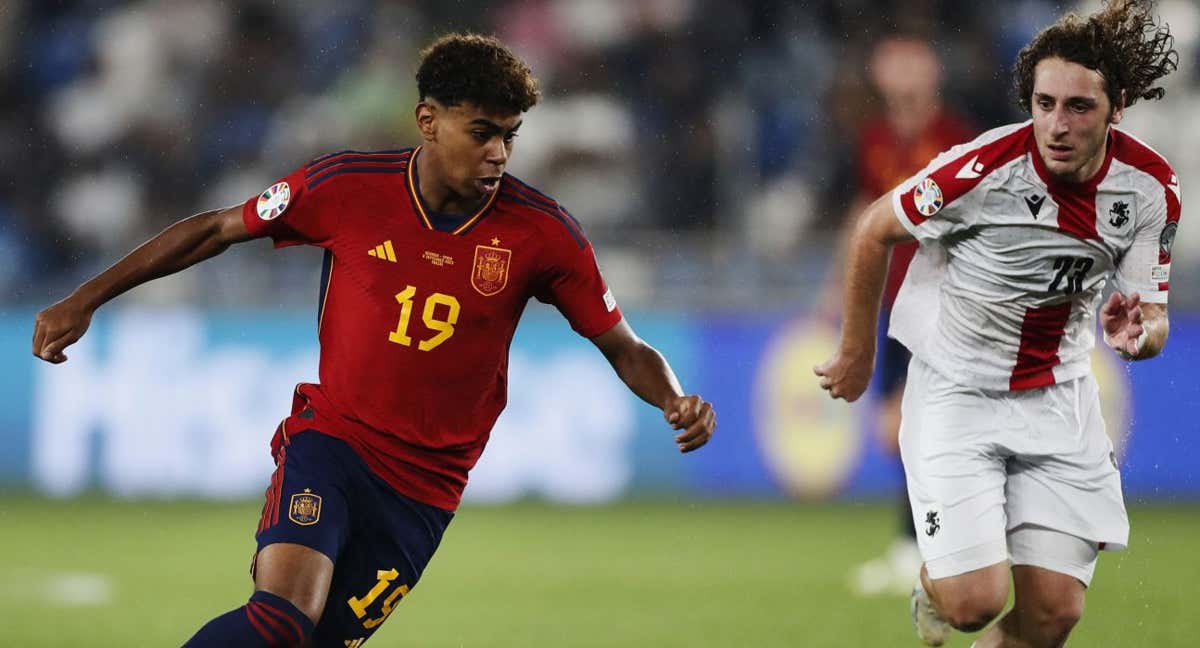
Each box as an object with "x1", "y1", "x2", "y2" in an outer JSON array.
[{"x1": 891, "y1": 188, "x2": 924, "y2": 240}]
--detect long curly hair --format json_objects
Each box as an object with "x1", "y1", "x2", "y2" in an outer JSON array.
[
  {"x1": 416, "y1": 33, "x2": 540, "y2": 115},
  {"x1": 1013, "y1": 0, "x2": 1178, "y2": 113}
]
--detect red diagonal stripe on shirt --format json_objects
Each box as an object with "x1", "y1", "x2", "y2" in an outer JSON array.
[{"x1": 1010, "y1": 302, "x2": 1072, "y2": 390}]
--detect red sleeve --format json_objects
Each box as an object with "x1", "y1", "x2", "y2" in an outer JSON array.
[
  {"x1": 535, "y1": 218, "x2": 622, "y2": 338},
  {"x1": 241, "y1": 164, "x2": 338, "y2": 249}
]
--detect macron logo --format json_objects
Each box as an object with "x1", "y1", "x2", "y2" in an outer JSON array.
[
  {"x1": 955, "y1": 155, "x2": 984, "y2": 180},
  {"x1": 1168, "y1": 174, "x2": 1181, "y2": 203}
]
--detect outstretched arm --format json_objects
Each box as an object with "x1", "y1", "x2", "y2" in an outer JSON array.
[
  {"x1": 32, "y1": 205, "x2": 253, "y2": 363},
  {"x1": 814, "y1": 192, "x2": 915, "y2": 401},
  {"x1": 590, "y1": 319, "x2": 716, "y2": 453},
  {"x1": 1101, "y1": 293, "x2": 1168, "y2": 360}
]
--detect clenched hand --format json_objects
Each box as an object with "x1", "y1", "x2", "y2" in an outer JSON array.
[
  {"x1": 32, "y1": 296, "x2": 93, "y2": 364},
  {"x1": 814, "y1": 346, "x2": 874, "y2": 402},
  {"x1": 663, "y1": 395, "x2": 716, "y2": 453}
]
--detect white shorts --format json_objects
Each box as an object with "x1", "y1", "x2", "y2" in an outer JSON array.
[{"x1": 899, "y1": 357, "x2": 1128, "y2": 585}]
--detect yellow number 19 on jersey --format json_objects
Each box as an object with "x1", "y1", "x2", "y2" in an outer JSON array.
[{"x1": 387, "y1": 285, "x2": 461, "y2": 351}]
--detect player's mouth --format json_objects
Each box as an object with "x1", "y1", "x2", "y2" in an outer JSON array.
[
  {"x1": 1046, "y1": 143, "x2": 1073, "y2": 161},
  {"x1": 476, "y1": 176, "x2": 502, "y2": 194}
]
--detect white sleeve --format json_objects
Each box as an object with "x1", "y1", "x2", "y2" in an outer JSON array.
[
  {"x1": 889, "y1": 123, "x2": 1029, "y2": 244},
  {"x1": 1115, "y1": 191, "x2": 1174, "y2": 304}
]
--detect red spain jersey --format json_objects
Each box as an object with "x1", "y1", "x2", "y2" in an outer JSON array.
[
  {"x1": 857, "y1": 111, "x2": 975, "y2": 306},
  {"x1": 241, "y1": 147, "x2": 623, "y2": 510}
]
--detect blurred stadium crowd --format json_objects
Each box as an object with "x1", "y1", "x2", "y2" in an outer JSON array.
[{"x1": 3, "y1": 0, "x2": 1198, "y2": 311}]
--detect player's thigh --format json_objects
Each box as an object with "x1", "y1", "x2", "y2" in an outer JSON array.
[
  {"x1": 1004, "y1": 374, "x2": 1128, "y2": 561},
  {"x1": 253, "y1": 430, "x2": 354, "y2": 620},
  {"x1": 310, "y1": 468, "x2": 454, "y2": 647},
  {"x1": 899, "y1": 357, "x2": 1009, "y2": 579},
  {"x1": 1008, "y1": 524, "x2": 1098, "y2": 589}
]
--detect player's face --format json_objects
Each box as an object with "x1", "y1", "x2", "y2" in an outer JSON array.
[
  {"x1": 1030, "y1": 57, "x2": 1124, "y2": 183},
  {"x1": 425, "y1": 100, "x2": 522, "y2": 201}
]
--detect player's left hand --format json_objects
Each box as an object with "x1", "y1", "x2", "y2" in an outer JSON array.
[
  {"x1": 1100, "y1": 291, "x2": 1144, "y2": 357},
  {"x1": 663, "y1": 395, "x2": 715, "y2": 453}
]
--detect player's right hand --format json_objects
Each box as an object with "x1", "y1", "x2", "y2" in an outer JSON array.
[
  {"x1": 32, "y1": 296, "x2": 94, "y2": 364},
  {"x1": 813, "y1": 346, "x2": 874, "y2": 402}
]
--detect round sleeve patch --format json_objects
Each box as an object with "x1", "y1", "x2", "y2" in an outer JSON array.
[
  {"x1": 913, "y1": 178, "x2": 943, "y2": 216},
  {"x1": 256, "y1": 181, "x2": 291, "y2": 220}
]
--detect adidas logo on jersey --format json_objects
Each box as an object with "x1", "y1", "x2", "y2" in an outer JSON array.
[
  {"x1": 368, "y1": 240, "x2": 397, "y2": 262},
  {"x1": 1024, "y1": 194, "x2": 1045, "y2": 218}
]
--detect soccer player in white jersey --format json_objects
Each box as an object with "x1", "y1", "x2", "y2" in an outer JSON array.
[{"x1": 815, "y1": 1, "x2": 1180, "y2": 646}]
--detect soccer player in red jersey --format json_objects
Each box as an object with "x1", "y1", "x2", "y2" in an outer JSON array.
[{"x1": 32, "y1": 33, "x2": 716, "y2": 647}]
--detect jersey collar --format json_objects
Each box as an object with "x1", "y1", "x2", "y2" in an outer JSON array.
[{"x1": 405, "y1": 146, "x2": 501, "y2": 235}]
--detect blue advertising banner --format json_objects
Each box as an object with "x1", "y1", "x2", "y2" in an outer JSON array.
[{"x1": 2, "y1": 308, "x2": 1196, "y2": 500}]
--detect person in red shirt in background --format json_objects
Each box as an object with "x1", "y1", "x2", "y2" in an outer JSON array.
[
  {"x1": 32, "y1": 33, "x2": 716, "y2": 648},
  {"x1": 828, "y1": 35, "x2": 975, "y2": 597}
]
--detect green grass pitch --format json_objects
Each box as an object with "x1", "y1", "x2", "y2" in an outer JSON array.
[{"x1": 0, "y1": 497, "x2": 1196, "y2": 646}]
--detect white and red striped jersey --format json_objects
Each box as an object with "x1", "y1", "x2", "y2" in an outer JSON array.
[{"x1": 889, "y1": 122, "x2": 1181, "y2": 391}]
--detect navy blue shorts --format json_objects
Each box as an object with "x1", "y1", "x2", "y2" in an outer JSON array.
[
  {"x1": 874, "y1": 309, "x2": 911, "y2": 397},
  {"x1": 254, "y1": 429, "x2": 454, "y2": 647}
]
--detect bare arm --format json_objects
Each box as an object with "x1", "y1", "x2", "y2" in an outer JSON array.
[
  {"x1": 1101, "y1": 294, "x2": 1169, "y2": 360},
  {"x1": 32, "y1": 205, "x2": 253, "y2": 363},
  {"x1": 815, "y1": 194, "x2": 871, "y2": 321},
  {"x1": 814, "y1": 192, "x2": 915, "y2": 401},
  {"x1": 590, "y1": 318, "x2": 716, "y2": 453}
]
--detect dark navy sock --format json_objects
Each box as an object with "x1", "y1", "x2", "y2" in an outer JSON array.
[{"x1": 182, "y1": 590, "x2": 314, "y2": 647}]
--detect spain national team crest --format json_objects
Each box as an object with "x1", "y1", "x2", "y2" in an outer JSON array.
[
  {"x1": 257, "y1": 181, "x2": 291, "y2": 221},
  {"x1": 913, "y1": 178, "x2": 943, "y2": 216},
  {"x1": 471, "y1": 245, "x2": 511, "y2": 296},
  {"x1": 288, "y1": 489, "x2": 321, "y2": 526}
]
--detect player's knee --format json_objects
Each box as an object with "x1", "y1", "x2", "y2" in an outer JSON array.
[
  {"x1": 1024, "y1": 595, "x2": 1084, "y2": 643},
  {"x1": 940, "y1": 587, "x2": 1008, "y2": 632},
  {"x1": 253, "y1": 543, "x2": 334, "y2": 624}
]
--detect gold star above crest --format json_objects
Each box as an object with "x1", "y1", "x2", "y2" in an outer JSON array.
[
  {"x1": 491, "y1": 238, "x2": 500, "y2": 246},
  {"x1": 303, "y1": 488, "x2": 312, "y2": 493}
]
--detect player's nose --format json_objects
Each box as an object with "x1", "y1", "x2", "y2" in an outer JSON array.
[
  {"x1": 486, "y1": 139, "x2": 508, "y2": 166},
  {"x1": 1050, "y1": 108, "x2": 1070, "y2": 135}
]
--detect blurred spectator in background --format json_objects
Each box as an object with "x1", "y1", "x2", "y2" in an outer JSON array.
[
  {"x1": 7, "y1": 0, "x2": 1194, "y2": 313},
  {"x1": 819, "y1": 34, "x2": 975, "y2": 598}
]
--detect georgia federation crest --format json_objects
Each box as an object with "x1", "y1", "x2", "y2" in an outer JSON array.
[
  {"x1": 471, "y1": 245, "x2": 511, "y2": 296},
  {"x1": 913, "y1": 178, "x2": 943, "y2": 216},
  {"x1": 256, "y1": 181, "x2": 291, "y2": 220}
]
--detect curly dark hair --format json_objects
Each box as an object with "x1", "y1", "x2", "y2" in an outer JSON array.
[
  {"x1": 416, "y1": 33, "x2": 540, "y2": 115},
  {"x1": 1013, "y1": 0, "x2": 1178, "y2": 114}
]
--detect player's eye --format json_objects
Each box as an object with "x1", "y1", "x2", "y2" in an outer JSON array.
[
  {"x1": 1038, "y1": 99, "x2": 1053, "y2": 110},
  {"x1": 472, "y1": 130, "x2": 491, "y2": 142},
  {"x1": 503, "y1": 132, "x2": 518, "y2": 143}
]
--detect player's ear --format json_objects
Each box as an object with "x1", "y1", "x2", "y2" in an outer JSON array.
[
  {"x1": 1109, "y1": 90, "x2": 1126, "y2": 125},
  {"x1": 415, "y1": 101, "x2": 437, "y2": 142}
]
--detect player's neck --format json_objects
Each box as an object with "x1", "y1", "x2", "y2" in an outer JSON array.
[{"x1": 415, "y1": 147, "x2": 484, "y2": 215}]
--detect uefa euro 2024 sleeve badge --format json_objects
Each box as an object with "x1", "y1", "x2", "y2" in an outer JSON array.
[
  {"x1": 257, "y1": 181, "x2": 291, "y2": 221},
  {"x1": 913, "y1": 178, "x2": 944, "y2": 217}
]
